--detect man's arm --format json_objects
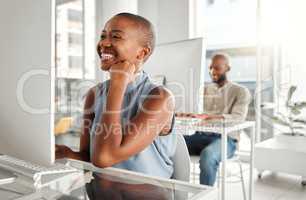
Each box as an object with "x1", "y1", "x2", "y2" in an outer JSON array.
[{"x1": 194, "y1": 87, "x2": 251, "y2": 122}]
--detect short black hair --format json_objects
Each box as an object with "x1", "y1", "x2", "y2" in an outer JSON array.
[{"x1": 114, "y1": 13, "x2": 156, "y2": 59}]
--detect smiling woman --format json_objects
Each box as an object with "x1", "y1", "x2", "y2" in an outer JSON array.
[{"x1": 56, "y1": 13, "x2": 177, "y2": 179}]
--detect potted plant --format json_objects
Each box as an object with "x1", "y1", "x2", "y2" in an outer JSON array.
[{"x1": 270, "y1": 86, "x2": 306, "y2": 136}]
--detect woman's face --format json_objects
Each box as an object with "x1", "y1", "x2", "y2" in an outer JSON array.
[{"x1": 97, "y1": 16, "x2": 146, "y2": 71}]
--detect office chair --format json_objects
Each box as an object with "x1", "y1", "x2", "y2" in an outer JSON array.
[
  {"x1": 190, "y1": 154, "x2": 247, "y2": 200},
  {"x1": 171, "y1": 134, "x2": 191, "y2": 182},
  {"x1": 171, "y1": 134, "x2": 191, "y2": 200}
]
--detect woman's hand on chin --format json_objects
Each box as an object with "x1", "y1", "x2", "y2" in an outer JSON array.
[{"x1": 109, "y1": 60, "x2": 136, "y2": 84}]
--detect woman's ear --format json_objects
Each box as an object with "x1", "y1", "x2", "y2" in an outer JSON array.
[
  {"x1": 227, "y1": 65, "x2": 231, "y2": 72},
  {"x1": 137, "y1": 46, "x2": 151, "y2": 61}
]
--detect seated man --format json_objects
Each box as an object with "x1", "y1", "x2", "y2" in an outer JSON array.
[{"x1": 182, "y1": 53, "x2": 251, "y2": 186}]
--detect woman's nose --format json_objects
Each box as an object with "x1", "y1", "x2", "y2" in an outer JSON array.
[{"x1": 100, "y1": 37, "x2": 112, "y2": 48}]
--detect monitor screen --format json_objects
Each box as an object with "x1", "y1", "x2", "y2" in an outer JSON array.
[{"x1": 144, "y1": 38, "x2": 206, "y2": 113}]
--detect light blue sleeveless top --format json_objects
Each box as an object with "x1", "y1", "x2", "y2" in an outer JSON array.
[{"x1": 89, "y1": 71, "x2": 177, "y2": 178}]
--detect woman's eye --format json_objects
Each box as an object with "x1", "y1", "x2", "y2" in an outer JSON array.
[
  {"x1": 100, "y1": 35, "x2": 106, "y2": 40},
  {"x1": 112, "y1": 35, "x2": 121, "y2": 39}
]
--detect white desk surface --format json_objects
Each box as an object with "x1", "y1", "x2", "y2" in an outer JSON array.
[
  {"x1": 0, "y1": 159, "x2": 217, "y2": 200},
  {"x1": 175, "y1": 119, "x2": 255, "y2": 133}
]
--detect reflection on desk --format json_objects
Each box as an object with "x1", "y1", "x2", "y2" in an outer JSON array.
[{"x1": 85, "y1": 173, "x2": 172, "y2": 200}]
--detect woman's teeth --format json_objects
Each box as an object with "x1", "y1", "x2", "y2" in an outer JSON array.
[{"x1": 101, "y1": 53, "x2": 114, "y2": 61}]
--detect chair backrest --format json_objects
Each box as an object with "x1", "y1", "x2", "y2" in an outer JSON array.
[{"x1": 171, "y1": 133, "x2": 190, "y2": 182}]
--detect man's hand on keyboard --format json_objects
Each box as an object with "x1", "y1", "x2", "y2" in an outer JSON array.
[
  {"x1": 55, "y1": 145, "x2": 74, "y2": 159},
  {"x1": 175, "y1": 112, "x2": 197, "y2": 118},
  {"x1": 193, "y1": 114, "x2": 210, "y2": 119}
]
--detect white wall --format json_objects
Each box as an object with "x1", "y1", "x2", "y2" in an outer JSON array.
[
  {"x1": 203, "y1": 0, "x2": 257, "y2": 47},
  {"x1": 0, "y1": 0, "x2": 55, "y2": 165},
  {"x1": 96, "y1": 0, "x2": 138, "y2": 30},
  {"x1": 138, "y1": 0, "x2": 191, "y2": 44},
  {"x1": 137, "y1": 0, "x2": 159, "y2": 40},
  {"x1": 95, "y1": 0, "x2": 194, "y2": 44}
]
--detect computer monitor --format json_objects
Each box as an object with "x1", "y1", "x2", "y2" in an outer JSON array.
[
  {"x1": 0, "y1": 0, "x2": 55, "y2": 166},
  {"x1": 144, "y1": 38, "x2": 206, "y2": 113}
]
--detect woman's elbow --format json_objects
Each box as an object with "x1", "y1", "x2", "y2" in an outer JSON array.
[{"x1": 92, "y1": 152, "x2": 115, "y2": 168}]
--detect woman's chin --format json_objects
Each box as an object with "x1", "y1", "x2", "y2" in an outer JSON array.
[{"x1": 100, "y1": 63, "x2": 111, "y2": 71}]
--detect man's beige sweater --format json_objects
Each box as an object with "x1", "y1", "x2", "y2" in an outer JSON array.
[{"x1": 202, "y1": 81, "x2": 251, "y2": 140}]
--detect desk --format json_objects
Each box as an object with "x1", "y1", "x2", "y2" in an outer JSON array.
[
  {"x1": 174, "y1": 119, "x2": 255, "y2": 200},
  {"x1": 0, "y1": 159, "x2": 217, "y2": 200}
]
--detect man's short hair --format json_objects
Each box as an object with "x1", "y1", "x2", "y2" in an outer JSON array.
[
  {"x1": 114, "y1": 13, "x2": 156, "y2": 59},
  {"x1": 211, "y1": 52, "x2": 231, "y2": 69}
]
